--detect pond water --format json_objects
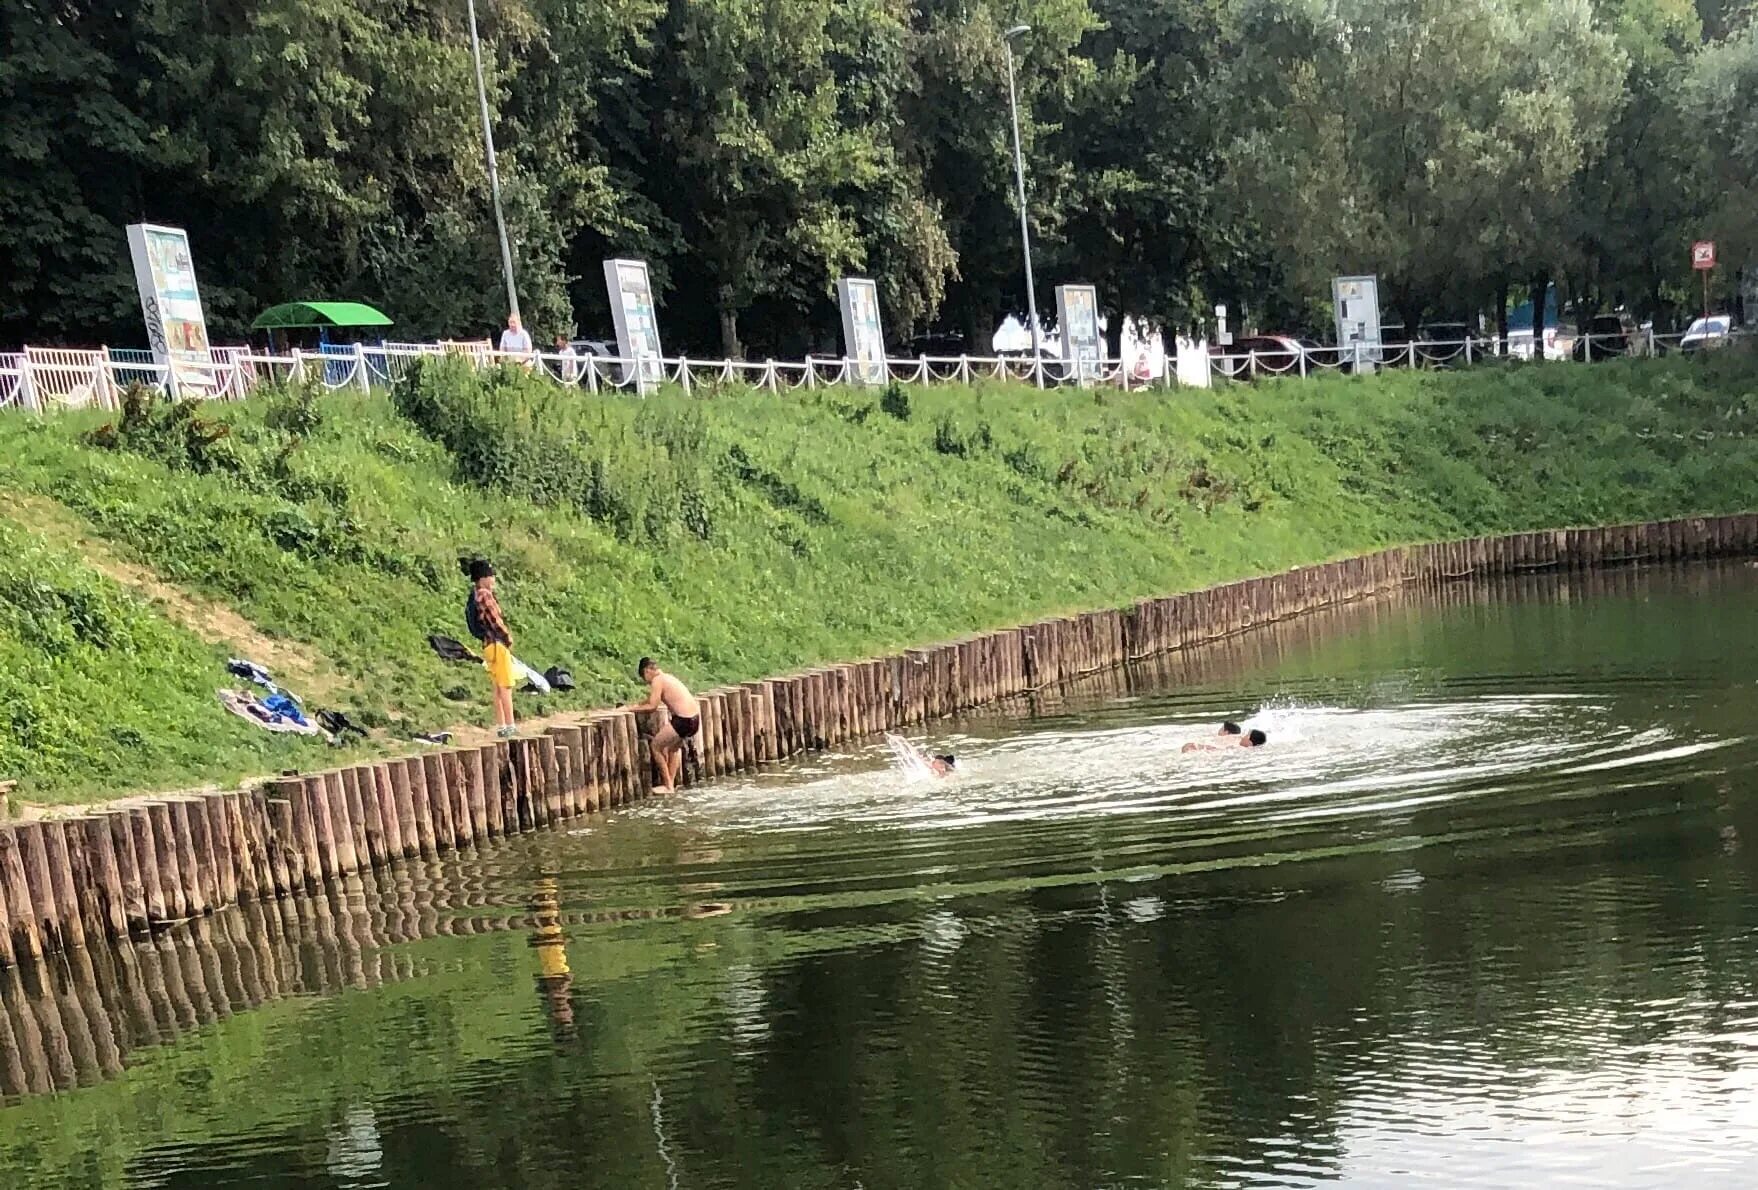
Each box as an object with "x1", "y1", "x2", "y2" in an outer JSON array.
[{"x1": 1, "y1": 564, "x2": 1755, "y2": 1188}]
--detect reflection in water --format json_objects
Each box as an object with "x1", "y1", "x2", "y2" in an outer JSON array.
[
  {"x1": 529, "y1": 878, "x2": 573, "y2": 1039},
  {"x1": 0, "y1": 563, "x2": 1755, "y2": 1188}
]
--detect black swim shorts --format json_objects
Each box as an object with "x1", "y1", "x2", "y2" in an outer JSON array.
[{"x1": 672, "y1": 714, "x2": 701, "y2": 740}]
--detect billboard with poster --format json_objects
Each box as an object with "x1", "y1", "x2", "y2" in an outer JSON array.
[
  {"x1": 1056, "y1": 284, "x2": 1102, "y2": 385},
  {"x1": 1331, "y1": 275, "x2": 1383, "y2": 373},
  {"x1": 603, "y1": 258, "x2": 664, "y2": 392},
  {"x1": 127, "y1": 223, "x2": 214, "y2": 391},
  {"x1": 837, "y1": 278, "x2": 887, "y2": 385}
]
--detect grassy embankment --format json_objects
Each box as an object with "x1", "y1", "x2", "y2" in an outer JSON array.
[{"x1": 2, "y1": 352, "x2": 1755, "y2": 803}]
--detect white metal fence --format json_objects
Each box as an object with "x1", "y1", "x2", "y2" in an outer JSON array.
[{"x1": 0, "y1": 329, "x2": 1745, "y2": 414}]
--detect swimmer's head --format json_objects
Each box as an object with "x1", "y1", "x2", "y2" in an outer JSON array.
[
  {"x1": 1220, "y1": 721, "x2": 1242, "y2": 735},
  {"x1": 1243, "y1": 729, "x2": 1267, "y2": 747},
  {"x1": 932, "y1": 754, "x2": 957, "y2": 774}
]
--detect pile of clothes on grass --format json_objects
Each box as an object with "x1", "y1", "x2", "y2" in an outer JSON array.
[{"x1": 216, "y1": 659, "x2": 368, "y2": 745}]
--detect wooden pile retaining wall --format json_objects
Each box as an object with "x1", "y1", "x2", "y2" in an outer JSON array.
[
  {"x1": 2, "y1": 513, "x2": 1754, "y2": 971},
  {"x1": 0, "y1": 859, "x2": 716, "y2": 1098}
]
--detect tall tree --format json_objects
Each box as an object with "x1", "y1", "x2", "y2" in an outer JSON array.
[
  {"x1": 642, "y1": 0, "x2": 882, "y2": 358},
  {"x1": 0, "y1": 1, "x2": 164, "y2": 344},
  {"x1": 898, "y1": 0, "x2": 1097, "y2": 349},
  {"x1": 1044, "y1": 0, "x2": 1247, "y2": 351},
  {"x1": 1225, "y1": 0, "x2": 1624, "y2": 334}
]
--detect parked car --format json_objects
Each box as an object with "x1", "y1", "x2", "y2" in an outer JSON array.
[
  {"x1": 1571, "y1": 313, "x2": 1639, "y2": 362},
  {"x1": 1210, "y1": 334, "x2": 1311, "y2": 379},
  {"x1": 1680, "y1": 315, "x2": 1734, "y2": 353},
  {"x1": 907, "y1": 332, "x2": 968, "y2": 358}
]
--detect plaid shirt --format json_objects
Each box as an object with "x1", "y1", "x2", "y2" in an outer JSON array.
[{"x1": 473, "y1": 587, "x2": 513, "y2": 647}]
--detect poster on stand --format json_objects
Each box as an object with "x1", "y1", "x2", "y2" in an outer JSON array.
[
  {"x1": 127, "y1": 223, "x2": 215, "y2": 394},
  {"x1": 1331, "y1": 275, "x2": 1383, "y2": 373},
  {"x1": 1056, "y1": 284, "x2": 1102, "y2": 385},
  {"x1": 836, "y1": 278, "x2": 887, "y2": 385},
  {"x1": 603, "y1": 259, "x2": 664, "y2": 392}
]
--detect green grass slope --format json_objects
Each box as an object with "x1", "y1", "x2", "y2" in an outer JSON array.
[{"x1": 2, "y1": 352, "x2": 1755, "y2": 802}]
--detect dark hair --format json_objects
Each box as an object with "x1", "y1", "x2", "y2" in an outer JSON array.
[
  {"x1": 1222, "y1": 721, "x2": 1242, "y2": 735},
  {"x1": 935, "y1": 755, "x2": 956, "y2": 769},
  {"x1": 636, "y1": 657, "x2": 656, "y2": 680},
  {"x1": 460, "y1": 557, "x2": 494, "y2": 583},
  {"x1": 1247, "y1": 729, "x2": 1267, "y2": 747}
]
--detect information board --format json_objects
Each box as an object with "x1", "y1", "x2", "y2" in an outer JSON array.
[
  {"x1": 603, "y1": 258, "x2": 664, "y2": 392},
  {"x1": 1331, "y1": 275, "x2": 1383, "y2": 373},
  {"x1": 1056, "y1": 284, "x2": 1102, "y2": 386},
  {"x1": 837, "y1": 278, "x2": 887, "y2": 385},
  {"x1": 127, "y1": 223, "x2": 213, "y2": 391}
]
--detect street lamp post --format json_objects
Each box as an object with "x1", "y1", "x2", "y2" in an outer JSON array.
[
  {"x1": 1003, "y1": 25, "x2": 1043, "y2": 388},
  {"x1": 467, "y1": 0, "x2": 521, "y2": 324}
]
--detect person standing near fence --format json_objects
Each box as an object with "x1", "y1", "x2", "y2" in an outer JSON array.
[
  {"x1": 554, "y1": 334, "x2": 579, "y2": 384},
  {"x1": 499, "y1": 314, "x2": 533, "y2": 361},
  {"x1": 462, "y1": 558, "x2": 518, "y2": 739}
]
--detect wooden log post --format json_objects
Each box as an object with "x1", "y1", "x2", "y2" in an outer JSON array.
[
  {"x1": 698, "y1": 696, "x2": 720, "y2": 779},
  {"x1": 262, "y1": 793, "x2": 300, "y2": 897},
  {"x1": 339, "y1": 768, "x2": 372, "y2": 874},
  {"x1": 459, "y1": 747, "x2": 489, "y2": 835},
  {"x1": 176, "y1": 798, "x2": 218, "y2": 915},
  {"x1": 235, "y1": 791, "x2": 274, "y2": 902},
  {"x1": 17, "y1": 822, "x2": 74, "y2": 953},
  {"x1": 421, "y1": 753, "x2": 457, "y2": 848},
  {"x1": 77, "y1": 816, "x2": 128, "y2": 943},
  {"x1": 743, "y1": 682, "x2": 772, "y2": 762},
  {"x1": 127, "y1": 807, "x2": 169, "y2": 924},
  {"x1": 504, "y1": 740, "x2": 531, "y2": 830},
  {"x1": 309, "y1": 776, "x2": 348, "y2": 881},
  {"x1": 538, "y1": 736, "x2": 564, "y2": 821},
  {"x1": 353, "y1": 767, "x2": 388, "y2": 870},
  {"x1": 582, "y1": 723, "x2": 609, "y2": 812},
  {"x1": 0, "y1": 828, "x2": 39, "y2": 963},
  {"x1": 547, "y1": 728, "x2": 580, "y2": 817},
  {"x1": 386, "y1": 760, "x2": 419, "y2": 859},
  {"x1": 207, "y1": 796, "x2": 241, "y2": 909},
  {"x1": 441, "y1": 751, "x2": 474, "y2": 847},
  {"x1": 298, "y1": 778, "x2": 337, "y2": 884},
  {"x1": 108, "y1": 811, "x2": 150, "y2": 934},
  {"x1": 482, "y1": 741, "x2": 510, "y2": 834},
  {"x1": 366, "y1": 765, "x2": 400, "y2": 864},
  {"x1": 0, "y1": 843, "x2": 13, "y2": 970},
  {"x1": 623, "y1": 713, "x2": 647, "y2": 800},
  {"x1": 142, "y1": 802, "x2": 190, "y2": 919},
  {"x1": 579, "y1": 724, "x2": 604, "y2": 813},
  {"x1": 404, "y1": 757, "x2": 440, "y2": 858}
]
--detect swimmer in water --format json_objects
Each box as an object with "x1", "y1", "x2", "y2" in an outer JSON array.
[
  {"x1": 887, "y1": 733, "x2": 956, "y2": 778},
  {"x1": 1183, "y1": 728, "x2": 1267, "y2": 753}
]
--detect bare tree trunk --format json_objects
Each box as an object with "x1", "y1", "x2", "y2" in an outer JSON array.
[
  {"x1": 1495, "y1": 276, "x2": 1510, "y2": 353},
  {"x1": 1528, "y1": 271, "x2": 1550, "y2": 363},
  {"x1": 717, "y1": 287, "x2": 743, "y2": 360},
  {"x1": 1105, "y1": 310, "x2": 1125, "y2": 360}
]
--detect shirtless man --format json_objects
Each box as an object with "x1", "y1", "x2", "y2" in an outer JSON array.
[
  {"x1": 1183, "y1": 727, "x2": 1267, "y2": 753},
  {"x1": 886, "y1": 733, "x2": 957, "y2": 778},
  {"x1": 623, "y1": 657, "x2": 701, "y2": 792}
]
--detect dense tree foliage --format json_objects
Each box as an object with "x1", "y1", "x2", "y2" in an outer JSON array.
[{"x1": 1, "y1": 0, "x2": 1752, "y2": 351}]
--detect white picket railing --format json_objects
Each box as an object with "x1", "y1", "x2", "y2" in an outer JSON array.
[{"x1": 0, "y1": 328, "x2": 1744, "y2": 415}]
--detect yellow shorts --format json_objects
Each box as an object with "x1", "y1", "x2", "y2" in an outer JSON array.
[{"x1": 482, "y1": 642, "x2": 515, "y2": 690}]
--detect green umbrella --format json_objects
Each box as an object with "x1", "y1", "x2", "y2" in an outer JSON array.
[{"x1": 250, "y1": 301, "x2": 394, "y2": 330}]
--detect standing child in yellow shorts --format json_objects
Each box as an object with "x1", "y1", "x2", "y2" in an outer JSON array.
[{"x1": 463, "y1": 558, "x2": 517, "y2": 738}]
